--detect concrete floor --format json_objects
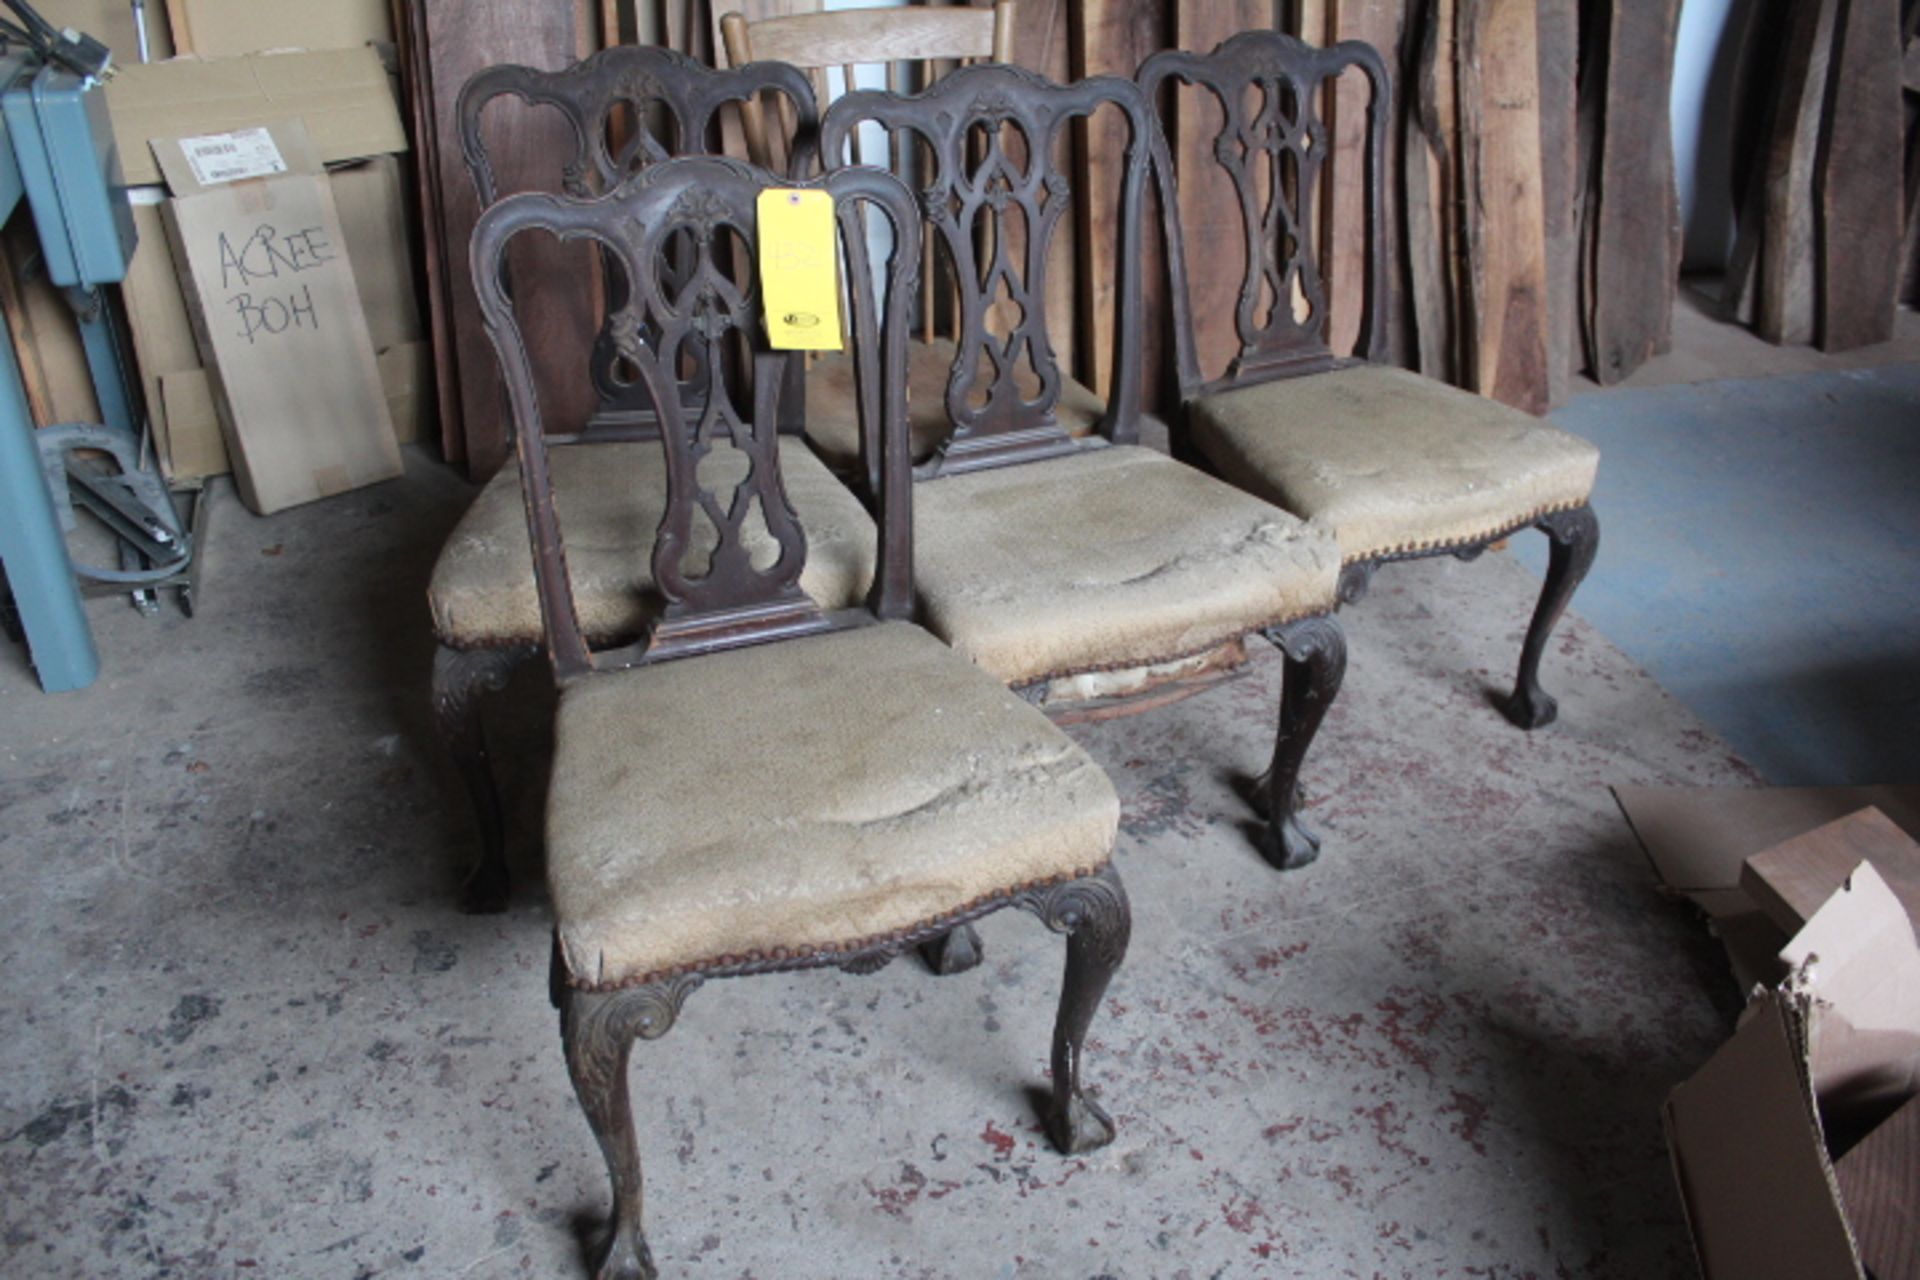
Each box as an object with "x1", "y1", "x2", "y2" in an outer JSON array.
[{"x1": 0, "y1": 441, "x2": 1758, "y2": 1277}]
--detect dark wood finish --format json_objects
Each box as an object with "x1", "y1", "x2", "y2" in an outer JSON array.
[
  {"x1": 1142, "y1": 30, "x2": 1391, "y2": 401},
  {"x1": 471, "y1": 159, "x2": 919, "y2": 681},
  {"x1": 1257, "y1": 615, "x2": 1348, "y2": 870},
  {"x1": 1004, "y1": 0, "x2": 1083, "y2": 389},
  {"x1": 821, "y1": 65, "x2": 1155, "y2": 478},
  {"x1": 1759, "y1": 0, "x2": 1843, "y2": 346},
  {"x1": 1817, "y1": 0, "x2": 1904, "y2": 351},
  {"x1": 1502, "y1": 503, "x2": 1598, "y2": 730},
  {"x1": 1581, "y1": 0, "x2": 1681, "y2": 384},
  {"x1": 1326, "y1": 0, "x2": 1402, "y2": 360},
  {"x1": 458, "y1": 46, "x2": 819, "y2": 437},
  {"x1": 479, "y1": 156, "x2": 1129, "y2": 1274},
  {"x1": 420, "y1": 0, "x2": 600, "y2": 477},
  {"x1": 559, "y1": 864, "x2": 1129, "y2": 1277},
  {"x1": 1145, "y1": 33, "x2": 1597, "y2": 733},
  {"x1": 1403, "y1": 0, "x2": 1461, "y2": 383}
]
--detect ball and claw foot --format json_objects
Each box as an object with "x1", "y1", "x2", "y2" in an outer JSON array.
[
  {"x1": 1259, "y1": 812, "x2": 1322, "y2": 872},
  {"x1": 919, "y1": 923, "x2": 985, "y2": 975},
  {"x1": 1500, "y1": 685, "x2": 1559, "y2": 732},
  {"x1": 591, "y1": 1231, "x2": 656, "y2": 1280},
  {"x1": 1048, "y1": 1091, "x2": 1117, "y2": 1155}
]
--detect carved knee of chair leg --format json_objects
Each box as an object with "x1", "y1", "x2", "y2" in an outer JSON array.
[
  {"x1": 1018, "y1": 865, "x2": 1130, "y2": 1155},
  {"x1": 1259, "y1": 615, "x2": 1348, "y2": 872},
  {"x1": 1503, "y1": 504, "x2": 1599, "y2": 732}
]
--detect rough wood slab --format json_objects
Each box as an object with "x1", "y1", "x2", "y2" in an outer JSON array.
[
  {"x1": 1456, "y1": 0, "x2": 1549, "y2": 412},
  {"x1": 1171, "y1": 0, "x2": 1271, "y2": 386},
  {"x1": 1582, "y1": 0, "x2": 1681, "y2": 384},
  {"x1": 1759, "y1": 0, "x2": 1842, "y2": 346},
  {"x1": 423, "y1": 0, "x2": 600, "y2": 477},
  {"x1": 1816, "y1": 0, "x2": 1903, "y2": 351},
  {"x1": 1326, "y1": 0, "x2": 1400, "y2": 360},
  {"x1": 1071, "y1": 0, "x2": 1168, "y2": 404},
  {"x1": 1404, "y1": 0, "x2": 1459, "y2": 382},
  {"x1": 1536, "y1": 0, "x2": 1578, "y2": 403}
]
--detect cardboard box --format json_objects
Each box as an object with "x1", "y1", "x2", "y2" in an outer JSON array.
[
  {"x1": 106, "y1": 46, "x2": 406, "y2": 186},
  {"x1": 153, "y1": 118, "x2": 399, "y2": 512},
  {"x1": 1616, "y1": 784, "x2": 1920, "y2": 989},
  {"x1": 168, "y1": 0, "x2": 390, "y2": 59},
  {"x1": 1645, "y1": 798, "x2": 1920, "y2": 1280}
]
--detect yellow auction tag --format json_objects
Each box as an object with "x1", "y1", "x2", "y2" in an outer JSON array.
[{"x1": 757, "y1": 188, "x2": 843, "y2": 351}]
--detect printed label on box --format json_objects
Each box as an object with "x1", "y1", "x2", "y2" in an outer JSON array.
[{"x1": 180, "y1": 127, "x2": 287, "y2": 186}]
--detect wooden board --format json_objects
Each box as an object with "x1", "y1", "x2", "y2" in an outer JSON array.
[
  {"x1": 1835, "y1": 1092, "x2": 1920, "y2": 1280},
  {"x1": 1582, "y1": 0, "x2": 1681, "y2": 384},
  {"x1": 1004, "y1": 0, "x2": 1080, "y2": 388},
  {"x1": 1071, "y1": 0, "x2": 1168, "y2": 405},
  {"x1": 421, "y1": 0, "x2": 600, "y2": 477},
  {"x1": 1535, "y1": 0, "x2": 1578, "y2": 404},
  {"x1": 1455, "y1": 0, "x2": 1548, "y2": 412},
  {"x1": 1817, "y1": 0, "x2": 1904, "y2": 351},
  {"x1": 1739, "y1": 807, "x2": 1920, "y2": 935},
  {"x1": 1325, "y1": 0, "x2": 1400, "y2": 360},
  {"x1": 1404, "y1": 0, "x2": 1459, "y2": 383},
  {"x1": 1172, "y1": 0, "x2": 1272, "y2": 386},
  {"x1": 1758, "y1": 0, "x2": 1842, "y2": 346}
]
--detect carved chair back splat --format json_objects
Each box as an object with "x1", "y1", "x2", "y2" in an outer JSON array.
[
  {"x1": 469, "y1": 157, "x2": 919, "y2": 683},
  {"x1": 821, "y1": 64, "x2": 1154, "y2": 484},
  {"x1": 1140, "y1": 30, "x2": 1391, "y2": 399},
  {"x1": 458, "y1": 46, "x2": 820, "y2": 440}
]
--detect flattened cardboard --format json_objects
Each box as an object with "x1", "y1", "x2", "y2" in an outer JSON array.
[
  {"x1": 1835, "y1": 1093, "x2": 1920, "y2": 1279},
  {"x1": 107, "y1": 47, "x2": 406, "y2": 186},
  {"x1": 170, "y1": 0, "x2": 391, "y2": 59},
  {"x1": 126, "y1": 154, "x2": 423, "y2": 479},
  {"x1": 154, "y1": 118, "x2": 399, "y2": 512},
  {"x1": 1743, "y1": 807, "x2": 1920, "y2": 934}
]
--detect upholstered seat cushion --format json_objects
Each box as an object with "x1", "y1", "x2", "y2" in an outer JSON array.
[
  {"x1": 911, "y1": 444, "x2": 1340, "y2": 686},
  {"x1": 548, "y1": 621, "x2": 1119, "y2": 988},
  {"x1": 428, "y1": 439, "x2": 876, "y2": 647},
  {"x1": 804, "y1": 338, "x2": 1113, "y2": 472},
  {"x1": 1188, "y1": 363, "x2": 1600, "y2": 563}
]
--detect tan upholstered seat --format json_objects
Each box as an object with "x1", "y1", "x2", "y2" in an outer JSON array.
[
  {"x1": 428, "y1": 439, "x2": 876, "y2": 647},
  {"x1": 910, "y1": 444, "x2": 1341, "y2": 687},
  {"x1": 547, "y1": 621, "x2": 1119, "y2": 988},
  {"x1": 1188, "y1": 363, "x2": 1600, "y2": 564},
  {"x1": 804, "y1": 339, "x2": 1113, "y2": 473}
]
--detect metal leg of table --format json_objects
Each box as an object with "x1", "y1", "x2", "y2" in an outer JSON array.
[{"x1": 0, "y1": 308, "x2": 96, "y2": 692}]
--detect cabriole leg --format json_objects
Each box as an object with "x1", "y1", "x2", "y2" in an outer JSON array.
[
  {"x1": 919, "y1": 923, "x2": 985, "y2": 975},
  {"x1": 431, "y1": 643, "x2": 535, "y2": 913},
  {"x1": 560, "y1": 972, "x2": 702, "y2": 1280},
  {"x1": 1503, "y1": 504, "x2": 1599, "y2": 731},
  {"x1": 1256, "y1": 615, "x2": 1348, "y2": 871},
  {"x1": 1019, "y1": 864, "x2": 1131, "y2": 1155}
]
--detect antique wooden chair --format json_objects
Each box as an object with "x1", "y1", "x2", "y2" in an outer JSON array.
[
  {"x1": 820, "y1": 66, "x2": 1350, "y2": 875},
  {"x1": 1139, "y1": 31, "x2": 1601, "y2": 730},
  {"x1": 431, "y1": 47, "x2": 835, "y2": 912},
  {"x1": 720, "y1": 1, "x2": 1120, "y2": 475},
  {"x1": 472, "y1": 155, "x2": 1130, "y2": 1280}
]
